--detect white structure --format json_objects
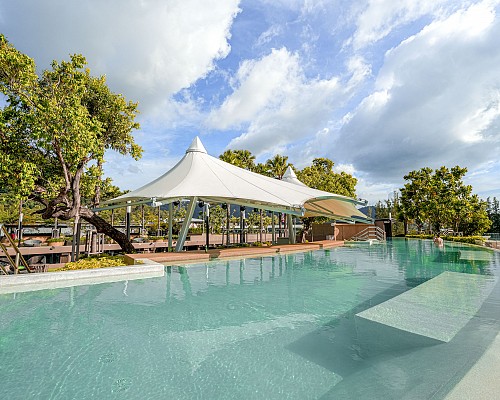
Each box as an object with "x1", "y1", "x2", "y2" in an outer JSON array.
[{"x1": 103, "y1": 137, "x2": 371, "y2": 251}]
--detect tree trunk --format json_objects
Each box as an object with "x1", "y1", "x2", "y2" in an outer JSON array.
[{"x1": 80, "y1": 208, "x2": 136, "y2": 253}]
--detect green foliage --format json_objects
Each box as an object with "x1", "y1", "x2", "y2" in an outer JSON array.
[
  {"x1": 373, "y1": 191, "x2": 405, "y2": 235},
  {"x1": 219, "y1": 149, "x2": 255, "y2": 170},
  {"x1": 265, "y1": 154, "x2": 290, "y2": 179},
  {"x1": 486, "y1": 197, "x2": 500, "y2": 232},
  {"x1": 208, "y1": 204, "x2": 227, "y2": 234},
  {"x1": 148, "y1": 236, "x2": 165, "y2": 241},
  {"x1": 297, "y1": 158, "x2": 357, "y2": 197},
  {"x1": 54, "y1": 255, "x2": 126, "y2": 271},
  {"x1": 0, "y1": 35, "x2": 141, "y2": 253},
  {"x1": 400, "y1": 166, "x2": 490, "y2": 235},
  {"x1": 46, "y1": 236, "x2": 66, "y2": 243},
  {"x1": 405, "y1": 234, "x2": 486, "y2": 245}
]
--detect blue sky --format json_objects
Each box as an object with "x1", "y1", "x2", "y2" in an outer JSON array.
[{"x1": 1, "y1": 0, "x2": 500, "y2": 204}]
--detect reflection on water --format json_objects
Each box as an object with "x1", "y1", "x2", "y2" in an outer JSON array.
[{"x1": 0, "y1": 239, "x2": 499, "y2": 400}]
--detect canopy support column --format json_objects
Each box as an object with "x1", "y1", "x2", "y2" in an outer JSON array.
[
  {"x1": 271, "y1": 212, "x2": 275, "y2": 244},
  {"x1": 287, "y1": 214, "x2": 295, "y2": 244},
  {"x1": 168, "y1": 202, "x2": 173, "y2": 252},
  {"x1": 175, "y1": 197, "x2": 197, "y2": 252}
]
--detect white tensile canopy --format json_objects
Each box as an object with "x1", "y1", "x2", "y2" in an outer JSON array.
[{"x1": 104, "y1": 137, "x2": 371, "y2": 250}]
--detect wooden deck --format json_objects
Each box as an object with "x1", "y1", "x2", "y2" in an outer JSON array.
[{"x1": 124, "y1": 240, "x2": 344, "y2": 266}]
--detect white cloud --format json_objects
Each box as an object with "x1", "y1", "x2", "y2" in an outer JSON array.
[
  {"x1": 0, "y1": 0, "x2": 241, "y2": 113},
  {"x1": 255, "y1": 25, "x2": 284, "y2": 47},
  {"x1": 206, "y1": 48, "x2": 302, "y2": 130},
  {"x1": 207, "y1": 46, "x2": 372, "y2": 156},
  {"x1": 331, "y1": 1, "x2": 500, "y2": 183},
  {"x1": 350, "y1": 0, "x2": 475, "y2": 49}
]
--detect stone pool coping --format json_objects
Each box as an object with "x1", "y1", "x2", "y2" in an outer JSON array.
[
  {"x1": 0, "y1": 241, "x2": 343, "y2": 294},
  {"x1": 0, "y1": 261, "x2": 165, "y2": 294}
]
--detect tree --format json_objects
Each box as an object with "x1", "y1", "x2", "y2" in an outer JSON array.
[
  {"x1": 400, "y1": 166, "x2": 490, "y2": 235},
  {"x1": 265, "y1": 154, "x2": 290, "y2": 179},
  {"x1": 486, "y1": 197, "x2": 500, "y2": 233},
  {"x1": 298, "y1": 158, "x2": 356, "y2": 197},
  {"x1": 399, "y1": 167, "x2": 432, "y2": 232},
  {"x1": 0, "y1": 35, "x2": 142, "y2": 253},
  {"x1": 252, "y1": 163, "x2": 272, "y2": 177},
  {"x1": 297, "y1": 158, "x2": 357, "y2": 242},
  {"x1": 219, "y1": 149, "x2": 255, "y2": 170}
]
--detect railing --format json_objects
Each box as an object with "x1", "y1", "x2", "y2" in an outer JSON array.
[
  {"x1": 440, "y1": 228, "x2": 463, "y2": 236},
  {"x1": 348, "y1": 226, "x2": 386, "y2": 242},
  {"x1": 84, "y1": 231, "x2": 105, "y2": 255},
  {"x1": 0, "y1": 224, "x2": 33, "y2": 274}
]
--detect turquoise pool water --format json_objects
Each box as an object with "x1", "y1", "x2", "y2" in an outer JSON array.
[{"x1": 1, "y1": 239, "x2": 499, "y2": 399}]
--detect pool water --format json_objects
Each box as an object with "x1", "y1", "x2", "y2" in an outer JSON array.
[{"x1": 1, "y1": 239, "x2": 499, "y2": 399}]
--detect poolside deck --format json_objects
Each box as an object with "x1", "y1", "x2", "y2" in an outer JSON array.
[{"x1": 124, "y1": 240, "x2": 344, "y2": 265}]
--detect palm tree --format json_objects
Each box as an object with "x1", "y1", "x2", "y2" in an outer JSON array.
[
  {"x1": 219, "y1": 150, "x2": 239, "y2": 166},
  {"x1": 234, "y1": 150, "x2": 255, "y2": 170},
  {"x1": 219, "y1": 149, "x2": 255, "y2": 170},
  {"x1": 252, "y1": 163, "x2": 272, "y2": 176},
  {"x1": 266, "y1": 155, "x2": 289, "y2": 179}
]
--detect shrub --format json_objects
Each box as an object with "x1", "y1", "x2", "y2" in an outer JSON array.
[
  {"x1": 46, "y1": 237, "x2": 66, "y2": 243},
  {"x1": 53, "y1": 255, "x2": 126, "y2": 271},
  {"x1": 404, "y1": 234, "x2": 486, "y2": 245},
  {"x1": 148, "y1": 236, "x2": 165, "y2": 241}
]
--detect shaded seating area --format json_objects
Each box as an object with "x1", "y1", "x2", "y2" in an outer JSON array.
[{"x1": 100, "y1": 137, "x2": 371, "y2": 252}]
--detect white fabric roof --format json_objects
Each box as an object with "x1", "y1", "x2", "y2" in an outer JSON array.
[{"x1": 105, "y1": 137, "x2": 371, "y2": 223}]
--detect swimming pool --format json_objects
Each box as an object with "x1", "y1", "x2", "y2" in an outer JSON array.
[{"x1": 1, "y1": 239, "x2": 499, "y2": 399}]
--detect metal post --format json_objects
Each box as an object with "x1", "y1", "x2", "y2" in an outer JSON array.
[
  {"x1": 141, "y1": 205, "x2": 145, "y2": 235},
  {"x1": 259, "y1": 209, "x2": 263, "y2": 243},
  {"x1": 272, "y1": 212, "x2": 275, "y2": 244},
  {"x1": 240, "y1": 206, "x2": 245, "y2": 244},
  {"x1": 168, "y1": 202, "x2": 173, "y2": 252},
  {"x1": 278, "y1": 212, "x2": 282, "y2": 237},
  {"x1": 287, "y1": 214, "x2": 295, "y2": 244},
  {"x1": 175, "y1": 197, "x2": 197, "y2": 252},
  {"x1": 205, "y1": 203, "x2": 210, "y2": 252},
  {"x1": 226, "y1": 204, "x2": 230, "y2": 246},
  {"x1": 157, "y1": 205, "x2": 161, "y2": 236},
  {"x1": 75, "y1": 221, "x2": 82, "y2": 261},
  {"x1": 17, "y1": 200, "x2": 23, "y2": 247},
  {"x1": 126, "y1": 201, "x2": 131, "y2": 240}
]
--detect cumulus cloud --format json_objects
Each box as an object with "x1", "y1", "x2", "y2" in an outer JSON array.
[
  {"x1": 0, "y1": 0, "x2": 241, "y2": 112},
  {"x1": 349, "y1": 0, "x2": 474, "y2": 49},
  {"x1": 333, "y1": 1, "x2": 500, "y2": 182},
  {"x1": 207, "y1": 47, "x2": 370, "y2": 156}
]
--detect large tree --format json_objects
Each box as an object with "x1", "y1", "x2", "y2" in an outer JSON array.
[
  {"x1": 486, "y1": 197, "x2": 500, "y2": 233},
  {"x1": 400, "y1": 166, "x2": 490, "y2": 235},
  {"x1": 0, "y1": 35, "x2": 141, "y2": 253}
]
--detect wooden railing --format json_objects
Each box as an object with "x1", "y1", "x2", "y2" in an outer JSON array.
[{"x1": 0, "y1": 224, "x2": 33, "y2": 274}]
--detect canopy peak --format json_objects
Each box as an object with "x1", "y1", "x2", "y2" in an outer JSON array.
[{"x1": 186, "y1": 136, "x2": 207, "y2": 154}]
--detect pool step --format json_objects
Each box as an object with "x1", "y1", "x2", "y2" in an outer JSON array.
[{"x1": 355, "y1": 272, "x2": 498, "y2": 355}]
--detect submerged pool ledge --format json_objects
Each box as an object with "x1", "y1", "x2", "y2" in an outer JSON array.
[
  {"x1": 0, "y1": 263, "x2": 165, "y2": 294},
  {"x1": 124, "y1": 240, "x2": 344, "y2": 265}
]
